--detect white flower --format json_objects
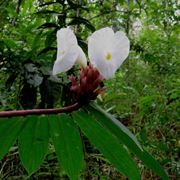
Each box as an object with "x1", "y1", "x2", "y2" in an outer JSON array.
[
  {"x1": 76, "y1": 46, "x2": 87, "y2": 68},
  {"x1": 53, "y1": 28, "x2": 87, "y2": 75},
  {"x1": 88, "y1": 27, "x2": 130, "y2": 79},
  {"x1": 53, "y1": 27, "x2": 129, "y2": 79}
]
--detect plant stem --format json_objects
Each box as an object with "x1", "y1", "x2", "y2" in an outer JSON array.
[{"x1": 0, "y1": 102, "x2": 81, "y2": 118}]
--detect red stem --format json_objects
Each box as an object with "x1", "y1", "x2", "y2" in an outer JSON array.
[{"x1": 0, "y1": 102, "x2": 82, "y2": 118}]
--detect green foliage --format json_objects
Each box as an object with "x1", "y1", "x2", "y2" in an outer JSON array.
[
  {"x1": 87, "y1": 104, "x2": 168, "y2": 179},
  {"x1": 18, "y1": 116, "x2": 49, "y2": 175},
  {"x1": 73, "y1": 109, "x2": 140, "y2": 180},
  {"x1": 49, "y1": 114, "x2": 84, "y2": 180},
  {"x1": 0, "y1": 109, "x2": 169, "y2": 179},
  {"x1": 0, "y1": 0, "x2": 179, "y2": 179},
  {"x1": 0, "y1": 117, "x2": 25, "y2": 160}
]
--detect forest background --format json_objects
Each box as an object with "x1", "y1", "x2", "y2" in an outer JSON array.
[{"x1": 0, "y1": 0, "x2": 179, "y2": 179}]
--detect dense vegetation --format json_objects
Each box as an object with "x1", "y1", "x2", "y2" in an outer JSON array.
[{"x1": 0, "y1": 0, "x2": 179, "y2": 179}]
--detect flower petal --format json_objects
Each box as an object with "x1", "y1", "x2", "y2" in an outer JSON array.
[
  {"x1": 88, "y1": 27, "x2": 114, "y2": 50},
  {"x1": 88, "y1": 28, "x2": 114, "y2": 78},
  {"x1": 53, "y1": 28, "x2": 78, "y2": 75},
  {"x1": 111, "y1": 31, "x2": 130, "y2": 67},
  {"x1": 76, "y1": 46, "x2": 87, "y2": 68},
  {"x1": 88, "y1": 47, "x2": 117, "y2": 79},
  {"x1": 88, "y1": 27, "x2": 130, "y2": 79},
  {"x1": 88, "y1": 27, "x2": 116, "y2": 79}
]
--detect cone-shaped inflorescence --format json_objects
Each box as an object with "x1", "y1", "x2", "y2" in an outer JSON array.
[{"x1": 69, "y1": 64, "x2": 105, "y2": 104}]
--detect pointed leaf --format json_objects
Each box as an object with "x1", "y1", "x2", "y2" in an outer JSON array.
[
  {"x1": 88, "y1": 104, "x2": 169, "y2": 180},
  {"x1": 19, "y1": 116, "x2": 49, "y2": 175},
  {"x1": 68, "y1": 17, "x2": 95, "y2": 31},
  {"x1": 140, "y1": 150, "x2": 169, "y2": 180},
  {"x1": 89, "y1": 104, "x2": 142, "y2": 150},
  {"x1": 37, "y1": 22, "x2": 59, "y2": 29},
  {"x1": 0, "y1": 117, "x2": 25, "y2": 160},
  {"x1": 73, "y1": 110, "x2": 140, "y2": 180},
  {"x1": 49, "y1": 114, "x2": 84, "y2": 180}
]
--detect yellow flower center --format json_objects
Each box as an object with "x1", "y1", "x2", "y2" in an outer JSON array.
[{"x1": 106, "y1": 52, "x2": 112, "y2": 61}]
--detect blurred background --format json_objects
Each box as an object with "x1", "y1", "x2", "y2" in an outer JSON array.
[{"x1": 0, "y1": 0, "x2": 179, "y2": 179}]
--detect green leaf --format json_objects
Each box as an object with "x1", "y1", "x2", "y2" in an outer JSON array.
[
  {"x1": 38, "y1": 47, "x2": 56, "y2": 56},
  {"x1": 4, "y1": 38, "x2": 18, "y2": 49},
  {"x1": 88, "y1": 104, "x2": 169, "y2": 180},
  {"x1": 6, "y1": 72, "x2": 18, "y2": 90},
  {"x1": 18, "y1": 116, "x2": 49, "y2": 175},
  {"x1": 45, "y1": 30, "x2": 56, "y2": 48},
  {"x1": 38, "y1": 22, "x2": 59, "y2": 29},
  {"x1": 89, "y1": 104, "x2": 142, "y2": 150},
  {"x1": 68, "y1": 17, "x2": 95, "y2": 32},
  {"x1": 32, "y1": 31, "x2": 42, "y2": 50},
  {"x1": 73, "y1": 110, "x2": 140, "y2": 180},
  {"x1": 49, "y1": 114, "x2": 84, "y2": 180},
  {"x1": 140, "y1": 151, "x2": 169, "y2": 180},
  {"x1": 21, "y1": 0, "x2": 31, "y2": 16},
  {"x1": 0, "y1": 117, "x2": 25, "y2": 160}
]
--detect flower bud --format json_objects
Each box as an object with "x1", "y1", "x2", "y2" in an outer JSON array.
[{"x1": 69, "y1": 64, "x2": 104, "y2": 104}]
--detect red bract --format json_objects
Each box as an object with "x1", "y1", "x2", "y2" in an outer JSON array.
[{"x1": 69, "y1": 65, "x2": 105, "y2": 104}]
